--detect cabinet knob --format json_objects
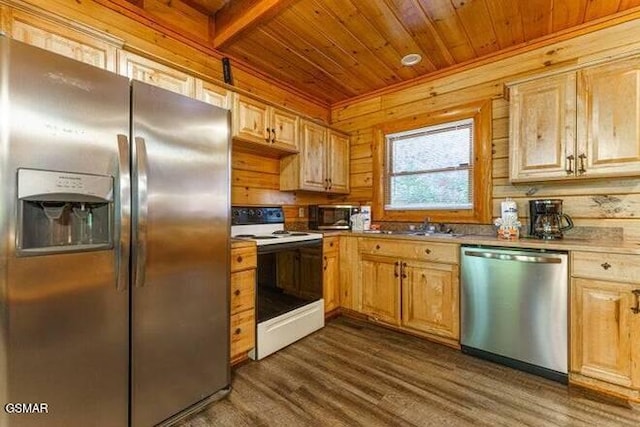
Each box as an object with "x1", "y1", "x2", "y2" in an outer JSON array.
[
  {"x1": 330, "y1": 242, "x2": 334, "y2": 247},
  {"x1": 375, "y1": 244, "x2": 380, "y2": 250},
  {"x1": 425, "y1": 248, "x2": 432, "y2": 254},
  {"x1": 601, "y1": 262, "x2": 611, "y2": 270},
  {"x1": 237, "y1": 255, "x2": 243, "y2": 263},
  {"x1": 234, "y1": 328, "x2": 242, "y2": 335},
  {"x1": 234, "y1": 289, "x2": 241, "y2": 296}
]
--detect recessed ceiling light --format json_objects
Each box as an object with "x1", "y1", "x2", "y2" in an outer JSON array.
[{"x1": 401, "y1": 53, "x2": 422, "y2": 66}]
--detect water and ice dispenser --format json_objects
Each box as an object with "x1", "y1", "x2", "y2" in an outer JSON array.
[{"x1": 17, "y1": 168, "x2": 114, "y2": 255}]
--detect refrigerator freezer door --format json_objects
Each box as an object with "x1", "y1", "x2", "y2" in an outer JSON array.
[
  {"x1": 0, "y1": 37, "x2": 130, "y2": 426},
  {"x1": 130, "y1": 81, "x2": 230, "y2": 426}
]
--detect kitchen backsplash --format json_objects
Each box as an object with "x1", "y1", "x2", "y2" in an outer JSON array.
[{"x1": 288, "y1": 219, "x2": 624, "y2": 241}]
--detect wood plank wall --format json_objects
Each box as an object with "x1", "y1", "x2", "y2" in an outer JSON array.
[
  {"x1": 232, "y1": 151, "x2": 331, "y2": 225},
  {"x1": 331, "y1": 18, "x2": 640, "y2": 240}
]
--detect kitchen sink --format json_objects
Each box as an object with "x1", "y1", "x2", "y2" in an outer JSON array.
[{"x1": 363, "y1": 230, "x2": 464, "y2": 238}]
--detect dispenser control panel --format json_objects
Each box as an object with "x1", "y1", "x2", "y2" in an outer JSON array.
[{"x1": 18, "y1": 168, "x2": 113, "y2": 201}]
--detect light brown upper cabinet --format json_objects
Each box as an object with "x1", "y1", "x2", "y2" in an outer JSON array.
[
  {"x1": 8, "y1": 10, "x2": 119, "y2": 72},
  {"x1": 118, "y1": 51, "x2": 195, "y2": 97},
  {"x1": 195, "y1": 80, "x2": 232, "y2": 110},
  {"x1": 280, "y1": 120, "x2": 350, "y2": 194},
  {"x1": 509, "y1": 56, "x2": 640, "y2": 182},
  {"x1": 232, "y1": 95, "x2": 299, "y2": 156}
]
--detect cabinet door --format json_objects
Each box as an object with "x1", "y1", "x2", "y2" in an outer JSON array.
[
  {"x1": 10, "y1": 11, "x2": 118, "y2": 71},
  {"x1": 360, "y1": 254, "x2": 400, "y2": 326},
  {"x1": 571, "y1": 278, "x2": 640, "y2": 388},
  {"x1": 300, "y1": 120, "x2": 328, "y2": 191},
  {"x1": 327, "y1": 130, "x2": 350, "y2": 194},
  {"x1": 195, "y1": 79, "x2": 232, "y2": 109},
  {"x1": 509, "y1": 73, "x2": 576, "y2": 182},
  {"x1": 323, "y1": 248, "x2": 340, "y2": 313},
  {"x1": 577, "y1": 58, "x2": 640, "y2": 178},
  {"x1": 233, "y1": 95, "x2": 269, "y2": 143},
  {"x1": 339, "y1": 236, "x2": 360, "y2": 311},
  {"x1": 323, "y1": 237, "x2": 340, "y2": 313},
  {"x1": 401, "y1": 260, "x2": 459, "y2": 340},
  {"x1": 118, "y1": 51, "x2": 195, "y2": 96},
  {"x1": 271, "y1": 108, "x2": 299, "y2": 149}
]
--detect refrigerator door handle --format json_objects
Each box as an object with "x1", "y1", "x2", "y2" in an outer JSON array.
[
  {"x1": 133, "y1": 136, "x2": 149, "y2": 288},
  {"x1": 116, "y1": 134, "x2": 131, "y2": 292}
]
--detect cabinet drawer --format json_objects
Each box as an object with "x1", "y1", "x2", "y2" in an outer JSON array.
[
  {"x1": 231, "y1": 245, "x2": 257, "y2": 272},
  {"x1": 359, "y1": 238, "x2": 458, "y2": 263},
  {"x1": 323, "y1": 236, "x2": 339, "y2": 254},
  {"x1": 230, "y1": 310, "x2": 255, "y2": 357},
  {"x1": 572, "y1": 251, "x2": 640, "y2": 283},
  {"x1": 231, "y1": 269, "x2": 255, "y2": 314}
]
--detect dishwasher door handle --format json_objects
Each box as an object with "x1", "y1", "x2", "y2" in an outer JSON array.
[{"x1": 464, "y1": 251, "x2": 563, "y2": 264}]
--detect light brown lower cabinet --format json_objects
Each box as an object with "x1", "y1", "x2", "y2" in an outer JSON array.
[
  {"x1": 356, "y1": 238, "x2": 460, "y2": 347},
  {"x1": 570, "y1": 251, "x2": 640, "y2": 402},
  {"x1": 230, "y1": 242, "x2": 257, "y2": 365},
  {"x1": 323, "y1": 236, "x2": 340, "y2": 314}
]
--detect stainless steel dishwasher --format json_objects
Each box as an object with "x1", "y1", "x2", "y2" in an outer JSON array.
[{"x1": 460, "y1": 245, "x2": 568, "y2": 383}]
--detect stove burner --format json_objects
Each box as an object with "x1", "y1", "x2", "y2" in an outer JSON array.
[
  {"x1": 272, "y1": 230, "x2": 290, "y2": 235},
  {"x1": 290, "y1": 232, "x2": 309, "y2": 236},
  {"x1": 234, "y1": 234, "x2": 256, "y2": 238}
]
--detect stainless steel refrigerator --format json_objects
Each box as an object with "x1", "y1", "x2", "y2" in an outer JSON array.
[{"x1": 0, "y1": 36, "x2": 230, "y2": 426}]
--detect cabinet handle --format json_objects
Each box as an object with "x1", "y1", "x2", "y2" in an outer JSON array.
[
  {"x1": 234, "y1": 289, "x2": 241, "y2": 296},
  {"x1": 425, "y1": 248, "x2": 431, "y2": 255},
  {"x1": 264, "y1": 128, "x2": 270, "y2": 143},
  {"x1": 401, "y1": 262, "x2": 407, "y2": 279},
  {"x1": 578, "y1": 153, "x2": 587, "y2": 174},
  {"x1": 328, "y1": 178, "x2": 332, "y2": 189},
  {"x1": 601, "y1": 262, "x2": 611, "y2": 270},
  {"x1": 394, "y1": 261, "x2": 399, "y2": 278},
  {"x1": 632, "y1": 290, "x2": 640, "y2": 314},
  {"x1": 566, "y1": 154, "x2": 574, "y2": 174},
  {"x1": 271, "y1": 127, "x2": 276, "y2": 143},
  {"x1": 323, "y1": 255, "x2": 328, "y2": 270},
  {"x1": 324, "y1": 178, "x2": 329, "y2": 190},
  {"x1": 234, "y1": 328, "x2": 242, "y2": 335},
  {"x1": 237, "y1": 255, "x2": 243, "y2": 263}
]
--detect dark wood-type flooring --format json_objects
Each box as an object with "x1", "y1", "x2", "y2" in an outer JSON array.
[{"x1": 179, "y1": 316, "x2": 640, "y2": 426}]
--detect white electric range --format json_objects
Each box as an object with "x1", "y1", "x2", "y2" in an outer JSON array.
[{"x1": 231, "y1": 206, "x2": 324, "y2": 360}]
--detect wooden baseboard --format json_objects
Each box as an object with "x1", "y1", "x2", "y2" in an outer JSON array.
[
  {"x1": 339, "y1": 308, "x2": 461, "y2": 350},
  {"x1": 569, "y1": 373, "x2": 640, "y2": 405}
]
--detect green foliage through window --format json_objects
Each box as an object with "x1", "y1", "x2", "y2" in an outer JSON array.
[{"x1": 385, "y1": 119, "x2": 473, "y2": 210}]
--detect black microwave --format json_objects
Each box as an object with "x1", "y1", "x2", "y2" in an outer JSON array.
[{"x1": 308, "y1": 205, "x2": 360, "y2": 230}]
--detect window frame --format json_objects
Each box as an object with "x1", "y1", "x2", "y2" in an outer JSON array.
[{"x1": 372, "y1": 100, "x2": 493, "y2": 224}]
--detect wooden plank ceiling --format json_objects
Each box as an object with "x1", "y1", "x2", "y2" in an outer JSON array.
[{"x1": 178, "y1": 0, "x2": 640, "y2": 105}]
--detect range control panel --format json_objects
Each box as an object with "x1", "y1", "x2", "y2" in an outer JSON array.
[{"x1": 231, "y1": 206, "x2": 284, "y2": 225}]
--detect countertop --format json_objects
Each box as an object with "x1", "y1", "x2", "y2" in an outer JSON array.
[{"x1": 324, "y1": 231, "x2": 640, "y2": 255}]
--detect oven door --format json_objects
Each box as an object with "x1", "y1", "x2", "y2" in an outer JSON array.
[{"x1": 256, "y1": 239, "x2": 323, "y2": 323}]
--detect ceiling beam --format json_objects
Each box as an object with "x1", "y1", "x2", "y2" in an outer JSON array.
[{"x1": 213, "y1": 0, "x2": 298, "y2": 48}]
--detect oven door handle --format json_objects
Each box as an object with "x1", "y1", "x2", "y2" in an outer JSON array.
[{"x1": 257, "y1": 239, "x2": 323, "y2": 254}]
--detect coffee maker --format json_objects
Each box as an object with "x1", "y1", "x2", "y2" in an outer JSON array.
[{"x1": 528, "y1": 199, "x2": 574, "y2": 239}]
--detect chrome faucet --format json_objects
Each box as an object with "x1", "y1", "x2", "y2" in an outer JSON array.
[{"x1": 423, "y1": 217, "x2": 434, "y2": 232}]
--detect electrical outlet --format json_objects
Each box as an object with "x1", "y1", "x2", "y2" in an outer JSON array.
[{"x1": 298, "y1": 207, "x2": 305, "y2": 218}]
